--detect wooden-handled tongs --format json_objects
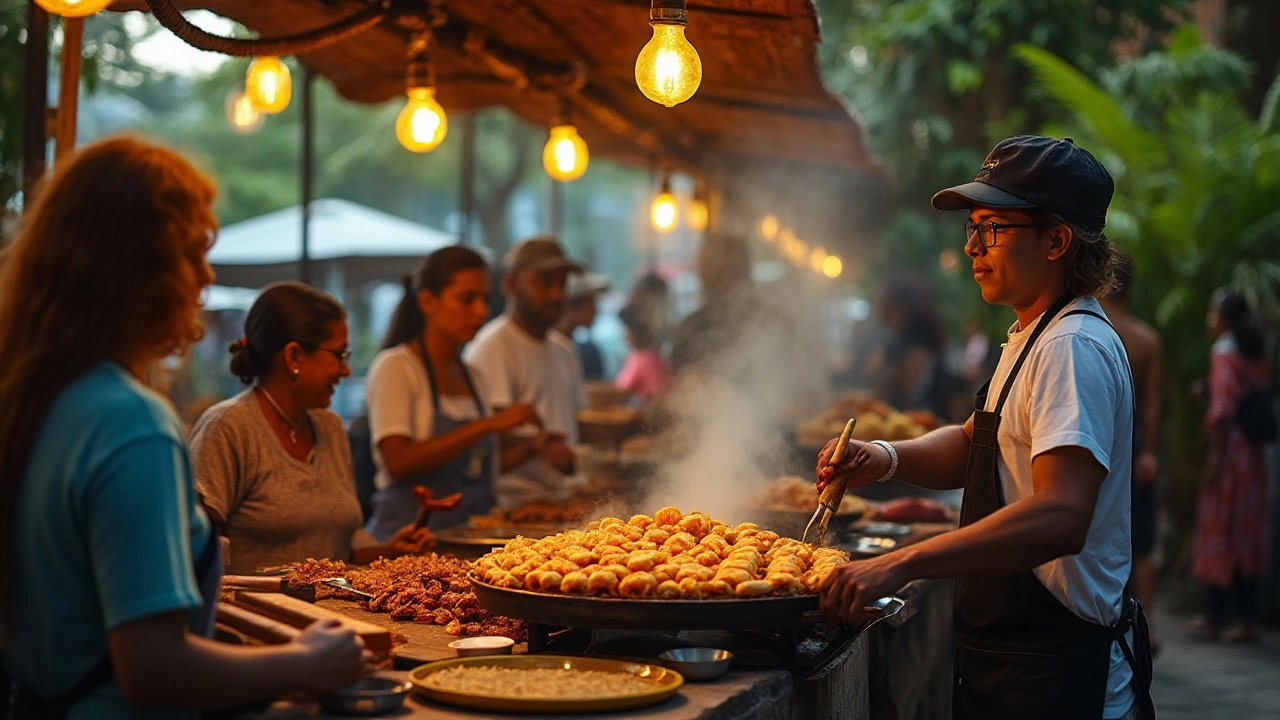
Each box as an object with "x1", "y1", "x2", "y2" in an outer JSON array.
[{"x1": 801, "y1": 418, "x2": 859, "y2": 545}]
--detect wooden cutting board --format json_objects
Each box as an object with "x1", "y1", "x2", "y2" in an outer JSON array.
[{"x1": 233, "y1": 591, "x2": 392, "y2": 653}]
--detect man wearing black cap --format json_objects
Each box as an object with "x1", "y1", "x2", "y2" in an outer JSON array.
[{"x1": 816, "y1": 137, "x2": 1153, "y2": 719}]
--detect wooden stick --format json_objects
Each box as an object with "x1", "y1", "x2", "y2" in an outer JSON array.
[{"x1": 829, "y1": 418, "x2": 856, "y2": 466}]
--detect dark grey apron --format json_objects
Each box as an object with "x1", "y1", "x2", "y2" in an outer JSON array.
[
  {"x1": 366, "y1": 339, "x2": 495, "y2": 540},
  {"x1": 953, "y1": 292, "x2": 1154, "y2": 720}
]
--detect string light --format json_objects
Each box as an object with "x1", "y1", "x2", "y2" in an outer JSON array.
[
  {"x1": 810, "y1": 247, "x2": 827, "y2": 273},
  {"x1": 225, "y1": 90, "x2": 264, "y2": 134},
  {"x1": 822, "y1": 256, "x2": 843, "y2": 278},
  {"x1": 396, "y1": 32, "x2": 447, "y2": 153},
  {"x1": 245, "y1": 56, "x2": 292, "y2": 114},
  {"x1": 33, "y1": 0, "x2": 111, "y2": 17},
  {"x1": 759, "y1": 215, "x2": 779, "y2": 241},
  {"x1": 543, "y1": 124, "x2": 589, "y2": 182},
  {"x1": 650, "y1": 174, "x2": 678, "y2": 233},
  {"x1": 635, "y1": 1, "x2": 702, "y2": 107}
]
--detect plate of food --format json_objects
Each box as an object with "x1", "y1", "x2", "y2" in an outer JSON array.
[
  {"x1": 760, "y1": 475, "x2": 872, "y2": 517},
  {"x1": 410, "y1": 655, "x2": 683, "y2": 713}
]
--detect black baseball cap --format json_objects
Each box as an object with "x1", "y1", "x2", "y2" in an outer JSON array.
[{"x1": 931, "y1": 135, "x2": 1114, "y2": 234}]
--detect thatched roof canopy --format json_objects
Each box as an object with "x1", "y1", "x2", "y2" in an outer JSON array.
[{"x1": 112, "y1": 0, "x2": 882, "y2": 176}]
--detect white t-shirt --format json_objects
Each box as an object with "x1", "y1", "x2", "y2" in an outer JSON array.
[
  {"x1": 365, "y1": 345, "x2": 493, "y2": 492},
  {"x1": 984, "y1": 296, "x2": 1134, "y2": 718},
  {"x1": 464, "y1": 316, "x2": 588, "y2": 508}
]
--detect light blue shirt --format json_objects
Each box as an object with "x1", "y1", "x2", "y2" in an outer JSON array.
[{"x1": 2, "y1": 362, "x2": 212, "y2": 719}]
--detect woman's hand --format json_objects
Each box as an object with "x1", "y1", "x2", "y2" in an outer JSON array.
[
  {"x1": 387, "y1": 525, "x2": 434, "y2": 556},
  {"x1": 487, "y1": 404, "x2": 542, "y2": 433},
  {"x1": 815, "y1": 438, "x2": 890, "y2": 493},
  {"x1": 292, "y1": 619, "x2": 369, "y2": 693}
]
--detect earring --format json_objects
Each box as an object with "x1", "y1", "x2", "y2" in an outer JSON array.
[{"x1": 290, "y1": 367, "x2": 300, "y2": 384}]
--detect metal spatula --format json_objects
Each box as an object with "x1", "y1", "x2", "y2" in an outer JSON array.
[{"x1": 802, "y1": 418, "x2": 857, "y2": 545}]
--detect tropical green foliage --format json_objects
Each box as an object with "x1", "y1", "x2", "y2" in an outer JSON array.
[{"x1": 1016, "y1": 28, "x2": 1280, "y2": 550}]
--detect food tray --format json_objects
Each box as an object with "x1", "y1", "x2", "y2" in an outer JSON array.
[
  {"x1": 434, "y1": 524, "x2": 570, "y2": 547},
  {"x1": 410, "y1": 655, "x2": 682, "y2": 713},
  {"x1": 471, "y1": 575, "x2": 904, "y2": 631}
]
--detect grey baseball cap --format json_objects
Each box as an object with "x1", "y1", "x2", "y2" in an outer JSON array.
[{"x1": 504, "y1": 235, "x2": 585, "y2": 274}]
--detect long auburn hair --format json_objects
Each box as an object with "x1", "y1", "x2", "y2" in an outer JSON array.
[{"x1": 0, "y1": 136, "x2": 217, "y2": 630}]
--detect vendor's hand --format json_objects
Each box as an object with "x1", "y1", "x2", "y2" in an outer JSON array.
[
  {"x1": 1135, "y1": 451, "x2": 1159, "y2": 486},
  {"x1": 819, "y1": 554, "x2": 911, "y2": 626},
  {"x1": 387, "y1": 525, "x2": 435, "y2": 556},
  {"x1": 815, "y1": 438, "x2": 889, "y2": 493},
  {"x1": 488, "y1": 403, "x2": 542, "y2": 434},
  {"x1": 293, "y1": 619, "x2": 368, "y2": 693},
  {"x1": 538, "y1": 433, "x2": 577, "y2": 474}
]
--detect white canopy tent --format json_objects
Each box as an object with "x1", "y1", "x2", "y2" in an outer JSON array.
[{"x1": 208, "y1": 198, "x2": 458, "y2": 290}]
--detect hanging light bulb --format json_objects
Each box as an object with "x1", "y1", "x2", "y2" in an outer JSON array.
[
  {"x1": 822, "y1": 256, "x2": 843, "y2": 279},
  {"x1": 759, "y1": 215, "x2": 779, "y2": 241},
  {"x1": 651, "y1": 175, "x2": 678, "y2": 234},
  {"x1": 33, "y1": 0, "x2": 111, "y2": 17},
  {"x1": 245, "y1": 57, "x2": 292, "y2": 114},
  {"x1": 543, "y1": 119, "x2": 589, "y2": 182},
  {"x1": 396, "y1": 34, "x2": 448, "y2": 153},
  {"x1": 810, "y1": 247, "x2": 828, "y2": 273},
  {"x1": 224, "y1": 90, "x2": 264, "y2": 135},
  {"x1": 687, "y1": 197, "x2": 708, "y2": 232},
  {"x1": 635, "y1": 0, "x2": 702, "y2": 107}
]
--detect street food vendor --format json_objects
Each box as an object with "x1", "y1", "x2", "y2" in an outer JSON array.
[
  {"x1": 0, "y1": 137, "x2": 365, "y2": 717},
  {"x1": 816, "y1": 136, "x2": 1153, "y2": 720},
  {"x1": 366, "y1": 246, "x2": 544, "y2": 536},
  {"x1": 464, "y1": 237, "x2": 624, "y2": 509},
  {"x1": 190, "y1": 283, "x2": 432, "y2": 573}
]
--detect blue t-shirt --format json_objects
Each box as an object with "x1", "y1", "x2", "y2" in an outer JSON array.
[{"x1": 2, "y1": 362, "x2": 212, "y2": 719}]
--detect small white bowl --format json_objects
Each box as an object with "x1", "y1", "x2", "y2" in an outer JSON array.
[{"x1": 449, "y1": 636, "x2": 515, "y2": 657}]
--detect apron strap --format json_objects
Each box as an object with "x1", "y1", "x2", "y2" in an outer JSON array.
[
  {"x1": 417, "y1": 336, "x2": 486, "y2": 419},
  {"x1": 991, "y1": 292, "x2": 1077, "y2": 415}
]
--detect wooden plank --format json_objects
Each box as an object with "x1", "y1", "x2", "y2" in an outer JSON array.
[
  {"x1": 315, "y1": 597, "x2": 529, "y2": 667},
  {"x1": 217, "y1": 602, "x2": 301, "y2": 645},
  {"x1": 233, "y1": 591, "x2": 392, "y2": 653}
]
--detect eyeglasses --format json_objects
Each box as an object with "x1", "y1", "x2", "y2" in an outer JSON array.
[
  {"x1": 317, "y1": 346, "x2": 352, "y2": 364},
  {"x1": 964, "y1": 220, "x2": 1038, "y2": 247}
]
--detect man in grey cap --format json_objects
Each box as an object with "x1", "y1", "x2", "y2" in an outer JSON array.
[
  {"x1": 815, "y1": 137, "x2": 1153, "y2": 720},
  {"x1": 464, "y1": 235, "x2": 589, "y2": 507}
]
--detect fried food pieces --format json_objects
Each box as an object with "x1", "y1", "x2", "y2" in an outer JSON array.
[{"x1": 473, "y1": 507, "x2": 849, "y2": 600}]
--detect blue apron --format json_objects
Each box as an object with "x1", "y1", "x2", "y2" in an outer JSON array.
[{"x1": 366, "y1": 339, "x2": 496, "y2": 541}]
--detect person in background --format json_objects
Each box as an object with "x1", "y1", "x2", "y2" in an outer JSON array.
[
  {"x1": 0, "y1": 137, "x2": 364, "y2": 718},
  {"x1": 1189, "y1": 290, "x2": 1271, "y2": 643},
  {"x1": 625, "y1": 271, "x2": 672, "y2": 351},
  {"x1": 872, "y1": 270, "x2": 950, "y2": 417},
  {"x1": 190, "y1": 283, "x2": 432, "y2": 574},
  {"x1": 466, "y1": 236, "x2": 625, "y2": 509},
  {"x1": 366, "y1": 247, "x2": 544, "y2": 537},
  {"x1": 616, "y1": 303, "x2": 670, "y2": 401},
  {"x1": 553, "y1": 271, "x2": 610, "y2": 381},
  {"x1": 1099, "y1": 255, "x2": 1164, "y2": 652}
]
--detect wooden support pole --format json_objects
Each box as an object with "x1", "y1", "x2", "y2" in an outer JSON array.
[
  {"x1": 299, "y1": 65, "x2": 314, "y2": 286},
  {"x1": 458, "y1": 113, "x2": 476, "y2": 245},
  {"x1": 54, "y1": 16, "x2": 84, "y2": 164},
  {"x1": 22, "y1": 0, "x2": 50, "y2": 202}
]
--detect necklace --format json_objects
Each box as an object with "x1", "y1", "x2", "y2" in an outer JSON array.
[{"x1": 257, "y1": 386, "x2": 301, "y2": 444}]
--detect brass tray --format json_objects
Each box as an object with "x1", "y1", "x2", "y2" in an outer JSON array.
[{"x1": 410, "y1": 655, "x2": 683, "y2": 713}]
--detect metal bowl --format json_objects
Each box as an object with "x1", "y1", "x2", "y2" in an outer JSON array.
[
  {"x1": 448, "y1": 636, "x2": 515, "y2": 657},
  {"x1": 657, "y1": 647, "x2": 734, "y2": 681},
  {"x1": 315, "y1": 676, "x2": 412, "y2": 716}
]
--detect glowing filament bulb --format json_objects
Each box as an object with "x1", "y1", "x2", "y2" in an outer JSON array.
[
  {"x1": 396, "y1": 88, "x2": 448, "y2": 153},
  {"x1": 543, "y1": 125, "x2": 589, "y2": 182},
  {"x1": 651, "y1": 189, "x2": 678, "y2": 233},
  {"x1": 245, "y1": 57, "x2": 292, "y2": 114},
  {"x1": 635, "y1": 24, "x2": 702, "y2": 107},
  {"x1": 34, "y1": 0, "x2": 111, "y2": 17}
]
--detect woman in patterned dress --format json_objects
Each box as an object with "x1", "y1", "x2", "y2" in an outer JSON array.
[{"x1": 1191, "y1": 291, "x2": 1271, "y2": 642}]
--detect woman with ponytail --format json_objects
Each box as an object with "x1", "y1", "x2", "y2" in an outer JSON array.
[
  {"x1": 0, "y1": 137, "x2": 364, "y2": 718},
  {"x1": 365, "y1": 247, "x2": 541, "y2": 539},
  {"x1": 189, "y1": 282, "x2": 432, "y2": 575},
  {"x1": 1190, "y1": 290, "x2": 1272, "y2": 642}
]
